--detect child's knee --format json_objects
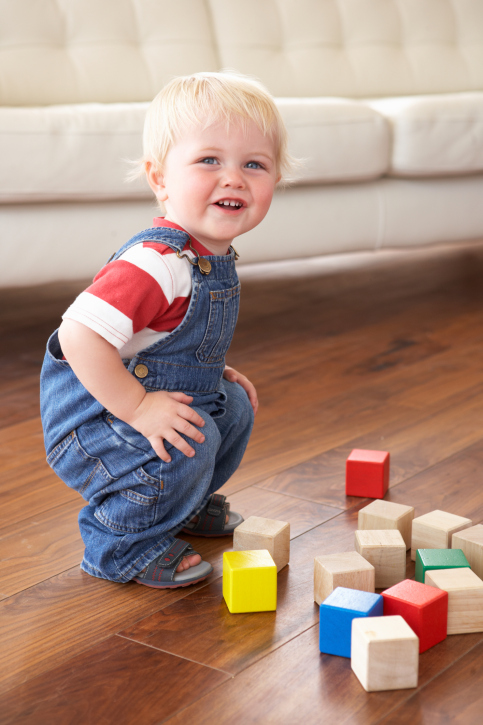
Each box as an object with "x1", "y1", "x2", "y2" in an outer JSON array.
[{"x1": 224, "y1": 379, "x2": 255, "y2": 431}]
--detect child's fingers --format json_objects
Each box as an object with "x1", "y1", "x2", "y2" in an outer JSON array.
[
  {"x1": 168, "y1": 392, "x2": 206, "y2": 428},
  {"x1": 169, "y1": 391, "x2": 194, "y2": 404},
  {"x1": 149, "y1": 436, "x2": 172, "y2": 463},
  {"x1": 163, "y1": 430, "x2": 197, "y2": 458},
  {"x1": 230, "y1": 373, "x2": 258, "y2": 415},
  {"x1": 174, "y1": 416, "x2": 206, "y2": 445}
]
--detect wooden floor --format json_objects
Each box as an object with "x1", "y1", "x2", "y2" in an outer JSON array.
[{"x1": 2, "y1": 241, "x2": 483, "y2": 724}]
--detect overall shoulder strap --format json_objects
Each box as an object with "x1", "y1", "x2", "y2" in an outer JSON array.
[{"x1": 106, "y1": 227, "x2": 190, "y2": 264}]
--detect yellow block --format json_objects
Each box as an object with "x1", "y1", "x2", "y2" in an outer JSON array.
[{"x1": 223, "y1": 550, "x2": 277, "y2": 613}]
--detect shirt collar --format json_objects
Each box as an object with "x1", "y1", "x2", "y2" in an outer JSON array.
[{"x1": 152, "y1": 217, "x2": 229, "y2": 257}]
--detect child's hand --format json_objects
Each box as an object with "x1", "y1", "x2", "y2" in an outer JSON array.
[
  {"x1": 128, "y1": 390, "x2": 205, "y2": 463},
  {"x1": 223, "y1": 365, "x2": 258, "y2": 415}
]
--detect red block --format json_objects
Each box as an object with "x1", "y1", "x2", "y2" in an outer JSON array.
[
  {"x1": 345, "y1": 449, "x2": 390, "y2": 498},
  {"x1": 382, "y1": 579, "x2": 448, "y2": 653}
]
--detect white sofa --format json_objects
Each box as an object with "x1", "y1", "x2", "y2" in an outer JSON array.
[{"x1": 1, "y1": 0, "x2": 483, "y2": 287}]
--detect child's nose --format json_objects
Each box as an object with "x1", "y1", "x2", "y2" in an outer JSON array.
[{"x1": 221, "y1": 166, "x2": 245, "y2": 188}]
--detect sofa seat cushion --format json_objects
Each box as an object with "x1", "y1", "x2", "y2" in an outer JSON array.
[
  {"x1": 0, "y1": 97, "x2": 390, "y2": 204},
  {"x1": 0, "y1": 102, "x2": 151, "y2": 203},
  {"x1": 368, "y1": 93, "x2": 483, "y2": 177},
  {"x1": 278, "y1": 98, "x2": 390, "y2": 183}
]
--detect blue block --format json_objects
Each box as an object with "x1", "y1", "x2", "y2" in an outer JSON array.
[{"x1": 319, "y1": 586, "x2": 383, "y2": 658}]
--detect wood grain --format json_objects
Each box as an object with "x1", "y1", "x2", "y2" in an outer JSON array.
[
  {"x1": 162, "y1": 626, "x2": 483, "y2": 725},
  {"x1": 377, "y1": 641, "x2": 483, "y2": 725},
  {"x1": 3, "y1": 243, "x2": 483, "y2": 721},
  {"x1": 119, "y1": 508, "x2": 363, "y2": 674},
  {"x1": 0, "y1": 461, "x2": 79, "y2": 530},
  {"x1": 0, "y1": 635, "x2": 230, "y2": 725},
  {"x1": 0, "y1": 500, "x2": 84, "y2": 596},
  {"x1": 0, "y1": 561, "x2": 221, "y2": 694},
  {"x1": 257, "y1": 383, "x2": 483, "y2": 508}
]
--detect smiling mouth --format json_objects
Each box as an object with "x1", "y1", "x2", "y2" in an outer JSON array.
[{"x1": 215, "y1": 200, "x2": 244, "y2": 209}]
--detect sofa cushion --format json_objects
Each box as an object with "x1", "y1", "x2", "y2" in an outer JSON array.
[
  {"x1": 0, "y1": 103, "x2": 150, "y2": 203},
  {"x1": 210, "y1": 0, "x2": 483, "y2": 99},
  {"x1": 368, "y1": 93, "x2": 483, "y2": 177},
  {"x1": 278, "y1": 98, "x2": 390, "y2": 183},
  {"x1": 0, "y1": 99, "x2": 390, "y2": 203}
]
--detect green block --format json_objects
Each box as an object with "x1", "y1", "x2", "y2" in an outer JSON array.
[{"x1": 415, "y1": 548, "x2": 470, "y2": 583}]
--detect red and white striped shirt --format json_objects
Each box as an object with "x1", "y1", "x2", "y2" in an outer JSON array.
[{"x1": 63, "y1": 219, "x2": 225, "y2": 359}]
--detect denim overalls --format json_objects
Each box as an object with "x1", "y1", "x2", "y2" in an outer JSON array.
[{"x1": 40, "y1": 227, "x2": 254, "y2": 582}]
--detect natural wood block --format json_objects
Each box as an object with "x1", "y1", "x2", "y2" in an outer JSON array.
[
  {"x1": 345, "y1": 449, "x2": 390, "y2": 498},
  {"x1": 351, "y1": 615, "x2": 419, "y2": 692},
  {"x1": 425, "y1": 568, "x2": 483, "y2": 634},
  {"x1": 382, "y1": 579, "x2": 448, "y2": 653},
  {"x1": 319, "y1": 587, "x2": 383, "y2": 658},
  {"x1": 358, "y1": 500, "x2": 415, "y2": 550},
  {"x1": 233, "y1": 516, "x2": 290, "y2": 572},
  {"x1": 223, "y1": 550, "x2": 277, "y2": 614},
  {"x1": 410, "y1": 509, "x2": 472, "y2": 560},
  {"x1": 354, "y1": 530, "x2": 406, "y2": 588},
  {"x1": 314, "y1": 551, "x2": 375, "y2": 606},
  {"x1": 452, "y1": 524, "x2": 483, "y2": 579},
  {"x1": 415, "y1": 548, "x2": 470, "y2": 584}
]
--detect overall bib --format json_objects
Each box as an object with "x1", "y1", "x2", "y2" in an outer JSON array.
[{"x1": 40, "y1": 227, "x2": 254, "y2": 582}]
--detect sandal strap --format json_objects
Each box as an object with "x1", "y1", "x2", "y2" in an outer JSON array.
[
  {"x1": 191, "y1": 493, "x2": 229, "y2": 534},
  {"x1": 206, "y1": 493, "x2": 228, "y2": 517},
  {"x1": 137, "y1": 539, "x2": 198, "y2": 584}
]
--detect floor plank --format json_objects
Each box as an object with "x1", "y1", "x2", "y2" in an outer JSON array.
[
  {"x1": 0, "y1": 462, "x2": 79, "y2": 531},
  {"x1": 161, "y1": 626, "x2": 483, "y2": 725},
  {"x1": 119, "y1": 507, "x2": 365, "y2": 675},
  {"x1": 0, "y1": 500, "x2": 84, "y2": 596},
  {"x1": 0, "y1": 561, "x2": 222, "y2": 695},
  {"x1": 377, "y1": 641, "x2": 483, "y2": 725},
  {"x1": 0, "y1": 635, "x2": 230, "y2": 725},
  {"x1": 257, "y1": 383, "x2": 483, "y2": 508}
]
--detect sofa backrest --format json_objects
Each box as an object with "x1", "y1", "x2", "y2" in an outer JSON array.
[{"x1": 2, "y1": 0, "x2": 483, "y2": 105}]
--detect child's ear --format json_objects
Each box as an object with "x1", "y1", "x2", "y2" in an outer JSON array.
[{"x1": 145, "y1": 161, "x2": 168, "y2": 202}]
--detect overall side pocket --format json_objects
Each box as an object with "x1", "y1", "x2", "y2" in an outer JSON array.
[
  {"x1": 94, "y1": 466, "x2": 163, "y2": 534},
  {"x1": 47, "y1": 430, "x2": 113, "y2": 501}
]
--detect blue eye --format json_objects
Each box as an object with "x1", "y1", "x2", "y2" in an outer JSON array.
[
  {"x1": 246, "y1": 161, "x2": 263, "y2": 169},
  {"x1": 200, "y1": 157, "x2": 218, "y2": 165}
]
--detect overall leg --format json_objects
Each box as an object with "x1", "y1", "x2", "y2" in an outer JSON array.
[
  {"x1": 49, "y1": 409, "x2": 222, "y2": 582},
  {"x1": 178, "y1": 380, "x2": 254, "y2": 536},
  {"x1": 208, "y1": 378, "x2": 255, "y2": 494}
]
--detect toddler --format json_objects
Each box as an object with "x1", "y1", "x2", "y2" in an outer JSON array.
[{"x1": 40, "y1": 71, "x2": 291, "y2": 588}]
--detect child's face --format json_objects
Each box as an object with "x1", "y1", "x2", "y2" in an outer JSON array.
[{"x1": 146, "y1": 118, "x2": 280, "y2": 255}]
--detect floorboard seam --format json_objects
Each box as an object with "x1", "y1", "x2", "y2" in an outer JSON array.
[
  {"x1": 251, "y1": 484, "x2": 349, "y2": 512},
  {"x1": 115, "y1": 633, "x2": 233, "y2": 677},
  {"x1": 251, "y1": 484, "x2": 365, "y2": 513}
]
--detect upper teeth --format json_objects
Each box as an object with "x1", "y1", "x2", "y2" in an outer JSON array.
[{"x1": 218, "y1": 200, "x2": 242, "y2": 207}]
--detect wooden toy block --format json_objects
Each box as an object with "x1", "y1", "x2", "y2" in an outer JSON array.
[
  {"x1": 351, "y1": 615, "x2": 419, "y2": 692},
  {"x1": 452, "y1": 524, "x2": 483, "y2": 579},
  {"x1": 319, "y1": 586, "x2": 383, "y2": 658},
  {"x1": 410, "y1": 509, "x2": 472, "y2": 560},
  {"x1": 345, "y1": 449, "x2": 390, "y2": 498},
  {"x1": 233, "y1": 516, "x2": 290, "y2": 572},
  {"x1": 223, "y1": 550, "x2": 277, "y2": 614},
  {"x1": 314, "y1": 551, "x2": 375, "y2": 606},
  {"x1": 415, "y1": 548, "x2": 470, "y2": 584},
  {"x1": 358, "y1": 500, "x2": 414, "y2": 550},
  {"x1": 354, "y1": 530, "x2": 406, "y2": 588},
  {"x1": 425, "y1": 568, "x2": 483, "y2": 634},
  {"x1": 382, "y1": 579, "x2": 448, "y2": 652}
]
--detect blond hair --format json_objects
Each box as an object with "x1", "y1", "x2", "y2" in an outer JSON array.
[{"x1": 137, "y1": 71, "x2": 294, "y2": 185}]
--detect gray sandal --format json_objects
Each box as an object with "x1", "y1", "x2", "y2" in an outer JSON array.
[
  {"x1": 133, "y1": 539, "x2": 212, "y2": 589},
  {"x1": 182, "y1": 493, "x2": 243, "y2": 537}
]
